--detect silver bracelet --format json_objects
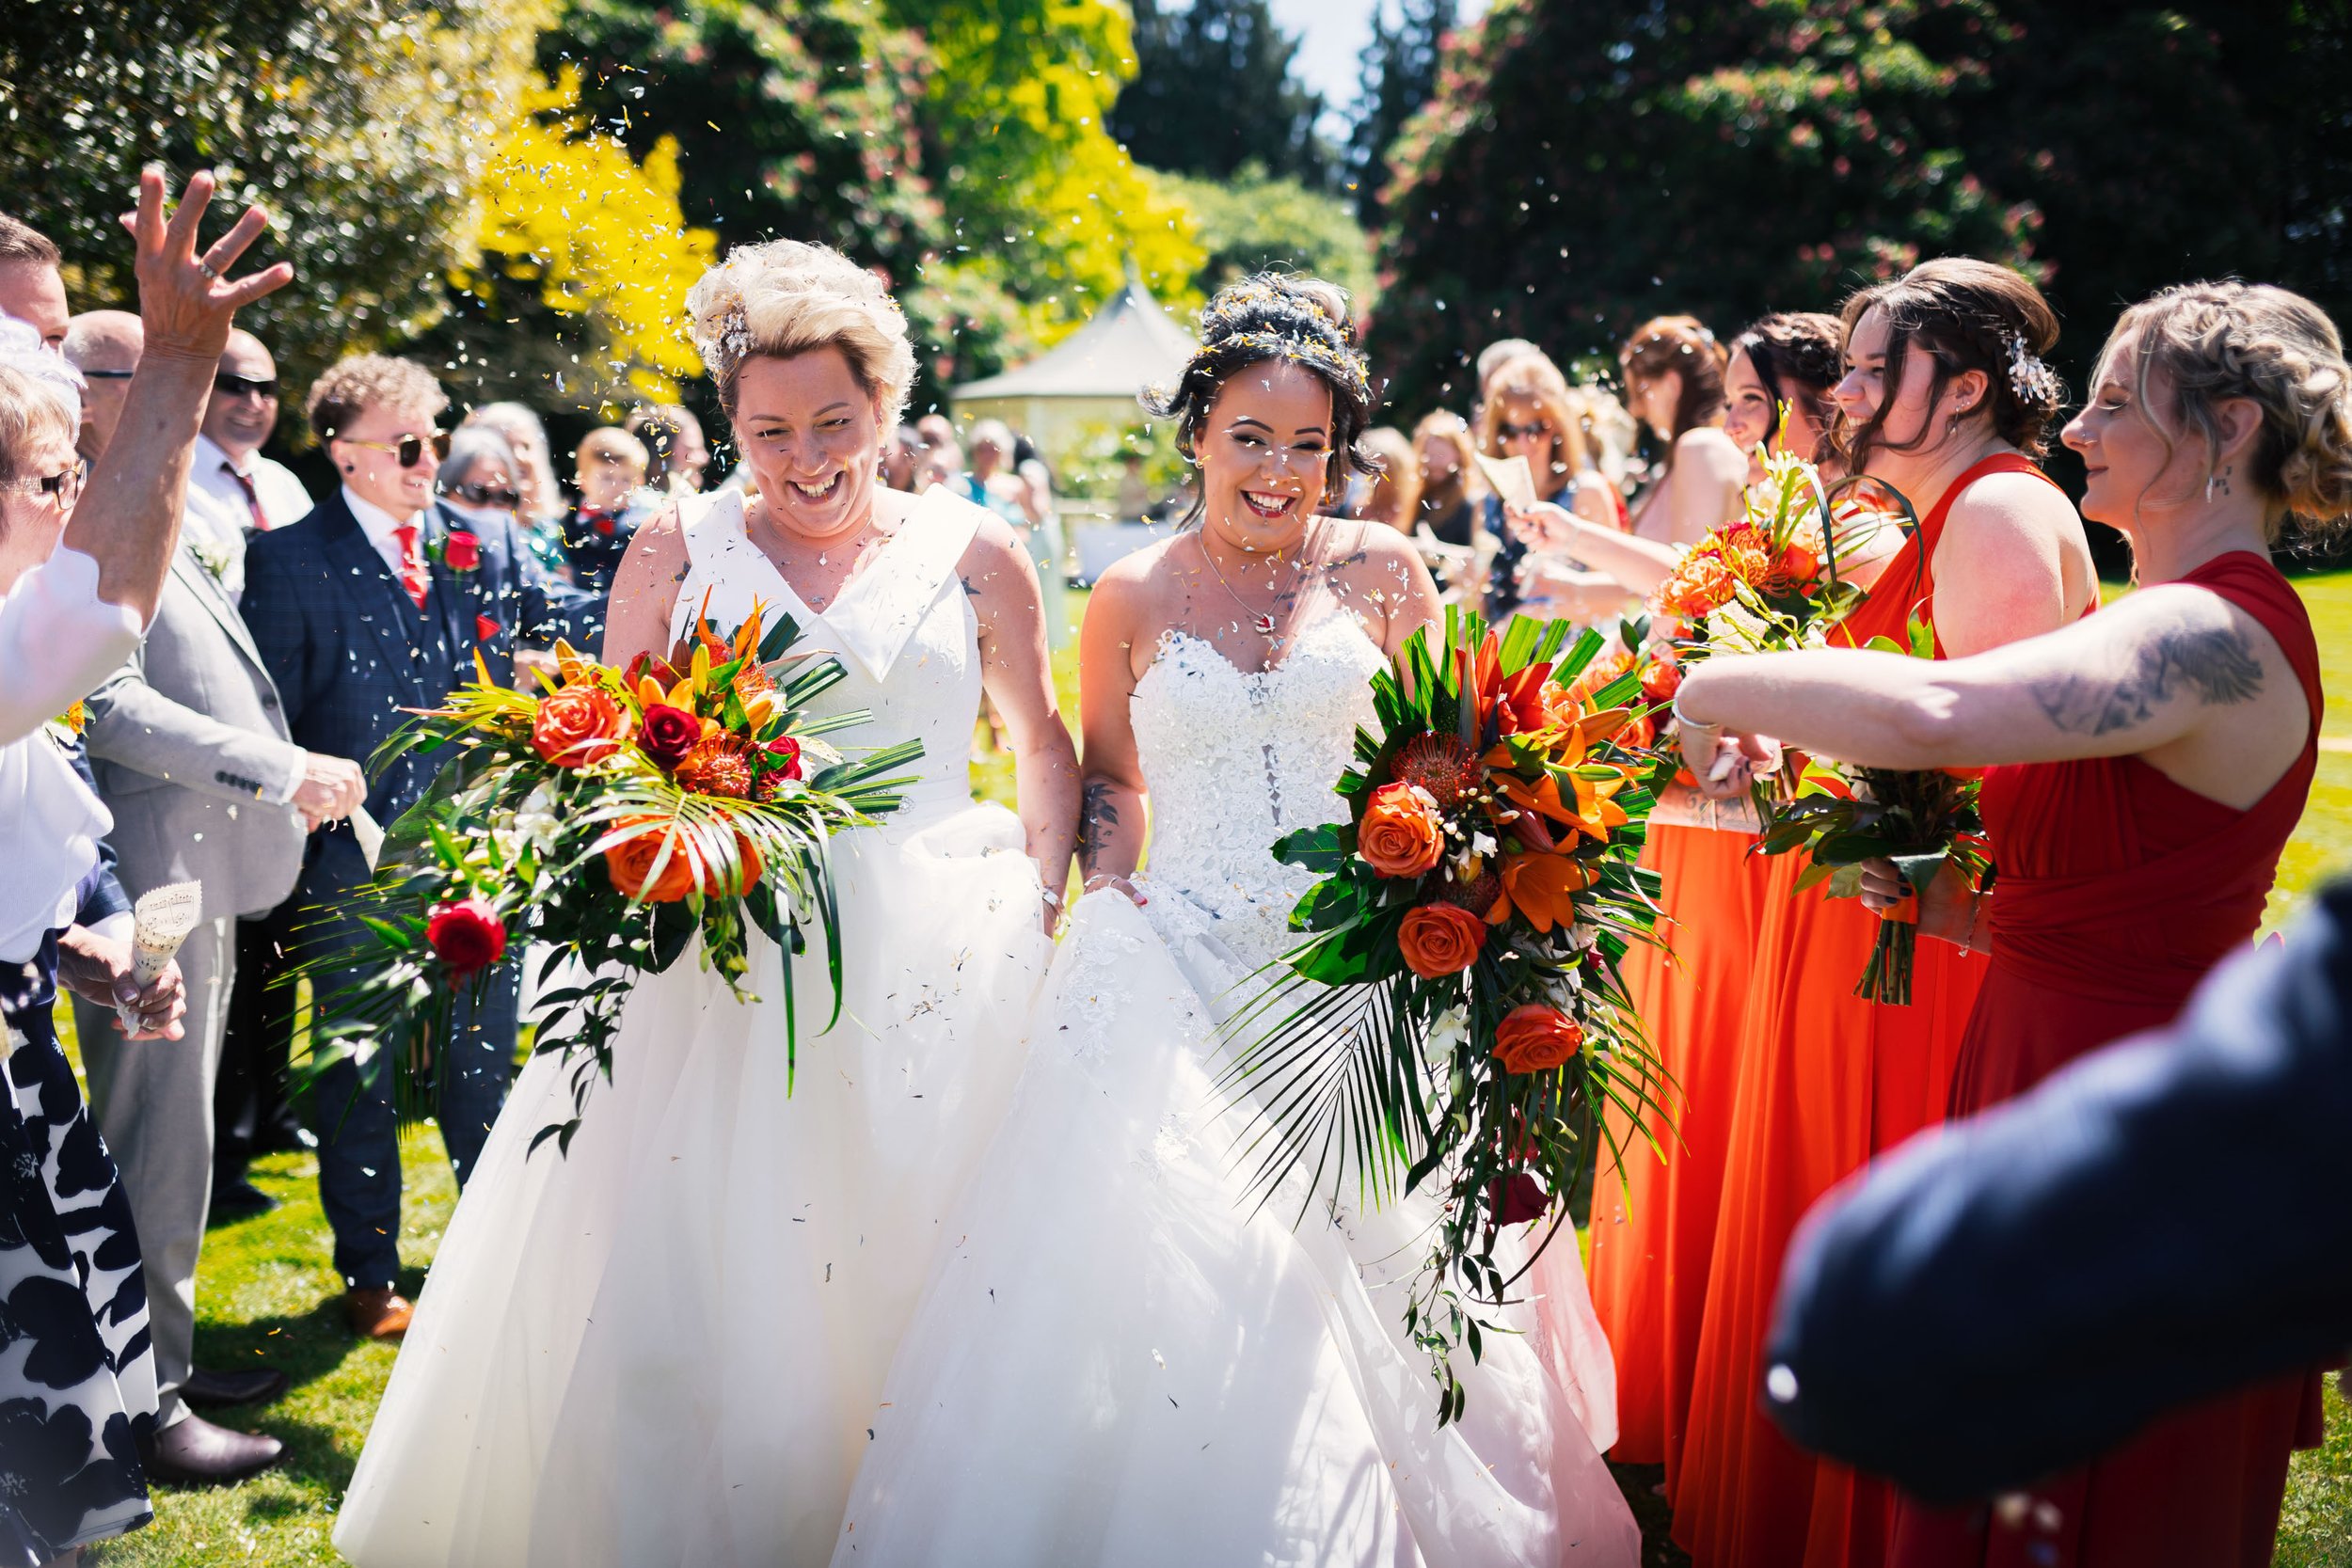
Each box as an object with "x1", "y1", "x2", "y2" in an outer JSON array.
[{"x1": 1670, "y1": 689, "x2": 1717, "y2": 732}]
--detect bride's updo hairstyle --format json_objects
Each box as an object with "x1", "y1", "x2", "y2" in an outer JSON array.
[
  {"x1": 685, "y1": 239, "x2": 917, "y2": 429},
  {"x1": 1831, "y1": 257, "x2": 2064, "y2": 469},
  {"x1": 1144, "y1": 273, "x2": 1377, "y2": 524},
  {"x1": 2097, "y1": 280, "x2": 2352, "y2": 546}
]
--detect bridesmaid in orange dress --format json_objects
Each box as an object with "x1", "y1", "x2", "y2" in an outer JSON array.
[
  {"x1": 1669, "y1": 278, "x2": 2344, "y2": 1568},
  {"x1": 1669, "y1": 261, "x2": 2100, "y2": 1568},
  {"x1": 1559, "y1": 314, "x2": 1850, "y2": 1475}
]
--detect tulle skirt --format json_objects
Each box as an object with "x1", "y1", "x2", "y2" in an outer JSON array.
[
  {"x1": 832, "y1": 888, "x2": 1641, "y2": 1568},
  {"x1": 333, "y1": 800, "x2": 1050, "y2": 1568}
]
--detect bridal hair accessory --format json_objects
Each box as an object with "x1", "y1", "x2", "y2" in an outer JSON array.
[{"x1": 2006, "y1": 332, "x2": 2063, "y2": 407}]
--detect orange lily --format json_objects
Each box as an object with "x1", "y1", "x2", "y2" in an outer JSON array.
[{"x1": 1487, "y1": 849, "x2": 1595, "y2": 932}]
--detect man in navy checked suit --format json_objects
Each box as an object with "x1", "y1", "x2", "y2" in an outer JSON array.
[{"x1": 241, "y1": 354, "x2": 598, "y2": 1338}]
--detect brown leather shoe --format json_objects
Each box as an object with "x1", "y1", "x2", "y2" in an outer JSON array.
[
  {"x1": 344, "y1": 1286, "x2": 414, "y2": 1339},
  {"x1": 140, "y1": 1412, "x2": 286, "y2": 1485}
]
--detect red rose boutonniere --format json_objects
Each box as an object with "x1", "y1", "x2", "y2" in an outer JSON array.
[{"x1": 433, "y1": 529, "x2": 482, "y2": 573}]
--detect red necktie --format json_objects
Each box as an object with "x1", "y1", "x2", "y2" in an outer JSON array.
[
  {"x1": 389, "y1": 523, "x2": 429, "y2": 610},
  {"x1": 223, "y1": 462, "x2": 267, "y2": 531}
]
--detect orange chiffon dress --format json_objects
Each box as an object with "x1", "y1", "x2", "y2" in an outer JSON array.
[
  {"x1": 1888, "y1": 549, "x2": 2326, "y2": 1568},
  {"x1": 1673, "y1": 453, "x2": 2056, "y2": 1567},
  {"x1": 1588, "y1": 799, "x2": 1772, "y2": 1473}
]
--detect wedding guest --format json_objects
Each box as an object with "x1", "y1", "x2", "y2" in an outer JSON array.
[
  {"x1": 1621, "y1": 315, "x2": 1747, "y2": 546},
  {"x1": 882, "y1": 422, "x2": 923, "y2": 492},
  {"x1": 437, "y1": 425, "x2": 525, "y2": 529},
  {"x1": 563, "y1": 424, "x2": 649, "y2": 594},
  {"x1": 1768, "y1": 876, "x2": 2352, "y2": 1506},
  {"x1": 626, "y1": 401, "x2": 710, "y2": 493},
  {"x1": 0, "y1": 172, "x2": 286, "y2": 1565},
  {"x1": 241, "y1": 354, "x2": 598, "y2": 1341},
  {"x1": 1353, "y1": 424, "x2": 1421, "y2": 531},
  {"x1": 1680, "y1": 277, "x2": 2344, "y2": 1568},
  {"x1": 463, "y1": 401, "x2": 569, "y2": 573},
  {"x1": 60, "y1": 310, "x2": 141, "y2": 466},
  {"x1": 1475, "y1": 348, "x2": 1625, "y2": 623},
  {"x1": 70, "y1": 300, "x2": 354, "y2": 1484},
  {"x1": 188, "y1": 328, "x2": 310, "y2": 531},
  {"x1": 1670, "y1": 259, "x2": 2098, "y2": 1568},
  {"x1": 914, "y1": 410, "x2": 964, "y2": 490},
  {"x1": 1410, "y1": 411, "x2": 1482, "y2": 546},
  {"x1": 1723, "y1": 311, "x2": 1846, "y2": 478}
]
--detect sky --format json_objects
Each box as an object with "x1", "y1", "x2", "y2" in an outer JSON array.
[{"x1": 1268, "y1": 0, "x2": 1491, "y2": 129}]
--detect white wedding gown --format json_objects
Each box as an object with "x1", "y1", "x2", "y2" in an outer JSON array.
[
  {"x1": 833, "y1": 614, "x2": 1641, "y2": 1567},
  {"x1": 336, "y1": 487, "x2": 1053, "y2": 1567}
]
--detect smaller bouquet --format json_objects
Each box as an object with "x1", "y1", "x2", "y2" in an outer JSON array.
[
  {"x1": 1753, "y1": 611, "x2": 1991, "y2": 1005},
  {"x1": 1226, "y1": 608, "x2": 1673, "y2": 1423},
  {"x1": 304, "y1": 602, "x2": 920, "y2": 1153}
]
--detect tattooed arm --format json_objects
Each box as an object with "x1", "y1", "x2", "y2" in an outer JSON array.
[
  {"x1": 962, "y1": 516, "x2": 1081, "y2": 929},
  {"x1": 1675, "y1": 581, "x2": 2309, "y2": 810},
  {"x1": 1073, "y1": 557, "x2": 1157, "y2": 903}
]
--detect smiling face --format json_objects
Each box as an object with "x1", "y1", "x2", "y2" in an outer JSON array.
[
  {"x1": 1832, "y1": 305, "x2": 1988, "y2": 465},
  {"x1": 1494, "y1": 391, "x2": 1564, "y2": 483},
  {"x1": 2062, "y1": 328, "x2": 2219, "y2": 532},
  {"x1": 0, "y1": 426, "x2": 79, "y2": 594},
  {"x1": 333, "y1": 400, "x2": 441, "y2": 519},
  {"x1": 202, "y1": 333, "x2": 279, "y2": 461},
  {"x1": 1724, "y1": 347, "x2": 1774, "y2": 458},
  {"x1": 1197, "y1": 357, "x2": 1335, "y2": 553},
  {"x1": 736, "y1": 346, "x2": 885, "y2": 543}
]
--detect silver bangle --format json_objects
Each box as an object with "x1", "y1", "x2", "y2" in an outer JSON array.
[{"x1": 1671, "y1": 690, "x2": 1717, "y2": 732}]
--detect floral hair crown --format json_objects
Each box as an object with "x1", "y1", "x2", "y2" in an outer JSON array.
[{"x1": 2007, "y1": 333, "x2": 2063, "y2": 406}]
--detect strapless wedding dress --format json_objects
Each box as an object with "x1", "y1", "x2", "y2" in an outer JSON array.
[
  {"x1": 834, "y1": 615, "x2": 1640, "y2": 1566},
  {"x1": 336, "y1": 487, "x2": 1052, "y2": 1567}
]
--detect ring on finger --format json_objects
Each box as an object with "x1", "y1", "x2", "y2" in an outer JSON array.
[{"x1": 196, "y1": 259, "x2": 222, "y2": 281}]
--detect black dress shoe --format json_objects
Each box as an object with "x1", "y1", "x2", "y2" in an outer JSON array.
[
  {"x1": 208, "y1": 1178, "x2": 279, "y2": 1223},
  {"x1": 182, "y1": 1366, "x2": 289, "y2": 1409},
  {"x1": 139, "y1": 1413, "x2": 286, "y2": 1485}
]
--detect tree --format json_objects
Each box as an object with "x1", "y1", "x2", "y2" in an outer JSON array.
[
  {"x1": 1347, "y1": 0, "x2": 1457, "y2": 227},
  {"x1": 1109, "y1": 0, "x2": 1334, "y2": 188},
  {"x1": 0, "y1": 0, "x2": 548, "y2": 382},
  {"x1": 1154, "y1": 165, "x2": 1377, "y2": 311},
  {"x1": 1369, "y1": 0, "x2": 2042, "y2": 417}
]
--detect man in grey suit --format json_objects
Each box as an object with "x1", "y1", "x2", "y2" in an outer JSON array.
[{"x1": 66, "y1": 311, "x2": 367, "y2": 1484}]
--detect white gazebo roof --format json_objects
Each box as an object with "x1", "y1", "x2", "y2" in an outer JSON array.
[{"x1": 951, "y1": 278, "x2": 1196, "y2": 404}]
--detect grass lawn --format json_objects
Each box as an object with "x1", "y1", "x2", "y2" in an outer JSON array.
[{"x1": 70, "y1": 576, "x2": 2352, "y2": 1564}]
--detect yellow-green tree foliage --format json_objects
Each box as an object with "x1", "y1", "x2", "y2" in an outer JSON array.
[
  {"x1": 453, "y1": 67, "x2": 717, "y2": 404},
  {"x1": 886, "y1": 0, "x2": 1205, "y2": 340}
]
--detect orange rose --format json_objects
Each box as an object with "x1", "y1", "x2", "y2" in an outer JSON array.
[
  {"x1": 1492, "y1": 1004, "x2": 1584, "y2": 1075},
  {"x1": 603, "y1": 816, "x2": 702, "y2": 903},
  {"x1": 532, "y1": 686, "x2": 632, "y2": 768},
  {"x1": 1358, "y1": 782, "x2": 1445, "y2": 879},
  {"x1": 1397, "y1": 903, "x2": 1486, "y2": 979}
]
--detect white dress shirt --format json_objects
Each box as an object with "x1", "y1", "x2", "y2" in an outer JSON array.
[
  {"x1": 189, "y1": 433, "x2": 312, "y2": 531},
  {"x1": 343, "y1": 485, "x2": 427, "y2": 580}
]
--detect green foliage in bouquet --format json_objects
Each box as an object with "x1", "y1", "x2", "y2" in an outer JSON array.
[{"x1": 1224, "y1": 606, "x2": 1674, "y2": 1422}]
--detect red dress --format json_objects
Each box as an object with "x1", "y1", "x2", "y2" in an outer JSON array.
[
  {"x1": 1890, "y1": 549, "x2": 2326, "y2": 1568},
  {"x1": 1588, "y1": 800, "x2": 1772, "y2": 1473},
  {"x1": 1674, "y1": 454, "x2": 2055, "y2": 1566}
]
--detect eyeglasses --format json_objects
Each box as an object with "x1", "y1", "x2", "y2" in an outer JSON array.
[
  {"x1": 1496, "y1": 420, "x2": 1554, "y2": 441},
  {"x1": 2, "y1": 458, "x2": 87, "y2": 504},
  {"x1": 448, "y1": 481, "x2": 520, "y2": 509},
  {"x1": 79, "y1": 369, "x2": 136, "y2": 381},
  {"x1": 215, "y1": 373, "x2": 279, "y2": 400},
  {"x1": 338, "y1": 431, "x2": 451, "y2": 468}
]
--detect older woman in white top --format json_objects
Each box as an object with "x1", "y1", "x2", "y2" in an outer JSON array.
[{"x1": 0, "y1": 169, "x2": 289, "y2": 1568}]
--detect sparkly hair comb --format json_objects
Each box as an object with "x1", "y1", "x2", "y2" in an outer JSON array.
[{"x1": 2007, "y1": 333, "x2": 2063, "y2": 406}]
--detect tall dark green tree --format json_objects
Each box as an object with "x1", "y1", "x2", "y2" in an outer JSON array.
[
  {"x1": 1347, "y1": 0, "x2": 1457, "y2": 226},
  {"x1": 1109, "y1": 0, "x2": 1333, "y2": 187}
]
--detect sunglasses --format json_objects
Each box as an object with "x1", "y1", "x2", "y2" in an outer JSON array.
[
  {"x1": 215, "y1": 372, "x2": 279, "y2": 400},
  {"x1": 448, "y1": 481, "x2": 520, "y2": 509},
  {"x1": 1496, "y1": 420, "x2": 1554, "y2": 441},
  {"x1": 3, "y1": 458, "x2": 87, "y2": 503},
  {"x1": 79, "y1": 369, "x2": 135, "y2": 380},
  {"x1": 340, "y1": 431, "x2": 451, "y2": 468}
]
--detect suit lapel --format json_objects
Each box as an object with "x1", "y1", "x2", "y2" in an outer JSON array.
[
  {"x1": 318, "y1": 498, "x2": 432, "y2": 704},
  {"x1": 170, "y1": 545, "x2": 268, "y2": 672}
]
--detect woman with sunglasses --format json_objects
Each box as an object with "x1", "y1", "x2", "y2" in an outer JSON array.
[
  {"x1": 1474, "y1": 348, "x2": 1626, "y2": 623},
  {"x1": 437, "y1": 426, "x2": 527, "y2": 533}
]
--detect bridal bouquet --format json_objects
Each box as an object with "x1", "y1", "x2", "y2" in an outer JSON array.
[
  {"x1": 1226, "y1": 608, "x2": 1672, "y2": 1422},
  {"x1": 1751, "y1": 611, "x2": 1992, "y2": 1005},
  {"x1": 304, "y1": 604, "x2": 921, "y2": 1153}
]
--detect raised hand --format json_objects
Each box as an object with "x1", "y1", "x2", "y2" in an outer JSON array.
[{"x1": 119, "y1": 166, "x2": 294, "y2": 363}]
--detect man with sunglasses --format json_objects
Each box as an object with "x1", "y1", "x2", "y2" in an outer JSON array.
[
  {"x1": 240, "y1": 353, "x2": 598, "y2": 1343},
  {"x1": 187, "y1": 328, "x2": 310, "y2": 540}
]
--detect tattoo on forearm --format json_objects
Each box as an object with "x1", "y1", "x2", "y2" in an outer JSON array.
[
  {"x1": 2027, "y1": 624, "x2": 2265, "y2": 736},
  {"x1": 1077, "y1": 780, "x2": 1120, "y2": 871}
]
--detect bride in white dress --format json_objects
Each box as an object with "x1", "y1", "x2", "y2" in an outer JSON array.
[
  {"x1": 834, "y1": 277, "x2": 1640, "y2": 1566},
  {"x1": 335, "y1": 241, "x2": 1079, "y2": 1567}
]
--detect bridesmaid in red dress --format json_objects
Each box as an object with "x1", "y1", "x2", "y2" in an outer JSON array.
[
  {"x1": 1670, "y1": 261, "x2": 2099, "y2": 1568},
  {"x1": 1672, "y1": 278, "x2": 2345, "y2": 1568}
]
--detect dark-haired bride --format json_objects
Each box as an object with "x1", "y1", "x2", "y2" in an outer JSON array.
[{"x1": 834, "y1": 277, "x2": 1640, "y2": 1566}]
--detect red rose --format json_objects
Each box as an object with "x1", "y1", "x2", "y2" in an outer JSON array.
[
  {"x1": 1493, "y1": 1171, "x2": 1549, "y2": 1227},
  {"x1": 761, "y1": 736, "x2": 803, "y2": 782},
  {"x1": 638, "y1": 703, "x2": 702, "y2": 769},
  {"x1": 530, "y1": 686, "x2": 632, "y2": 768},
  {"x1": 595, "y1": 513, "x2": 617, "y2": 536},
  {"x1": 442, "y1": 530, "x2": 481, "y2": 572},
  {"x1": 475, "y1": 613, "x2": 501, "y2": 642},
  {"x1": 425, "y1": 897, "x2": 506, "y2": 979}
]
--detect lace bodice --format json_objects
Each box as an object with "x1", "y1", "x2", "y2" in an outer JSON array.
[
  {"x1": 1132, "y1": 616, "x2": 1386, "y2": 974},
  {"x1": 670, "y1": 487, "x2": 989, "y2": 821}
]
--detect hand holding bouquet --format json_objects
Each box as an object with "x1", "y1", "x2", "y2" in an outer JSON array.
[
  {"x1": 302, "y1": 603, "x2": 921, "y2": 1154},
  {"x1": 1226, "y1": 608, "x2": 1672, "y2": 1423}
]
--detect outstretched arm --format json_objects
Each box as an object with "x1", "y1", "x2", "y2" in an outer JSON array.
[{"x1": 967, "y1": 518, "x2": 1081, "y2": 929}]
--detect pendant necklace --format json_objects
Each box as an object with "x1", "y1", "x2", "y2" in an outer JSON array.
[{"x1": 1201, "y1": 520, "x2": 1317, "y2": 641}]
